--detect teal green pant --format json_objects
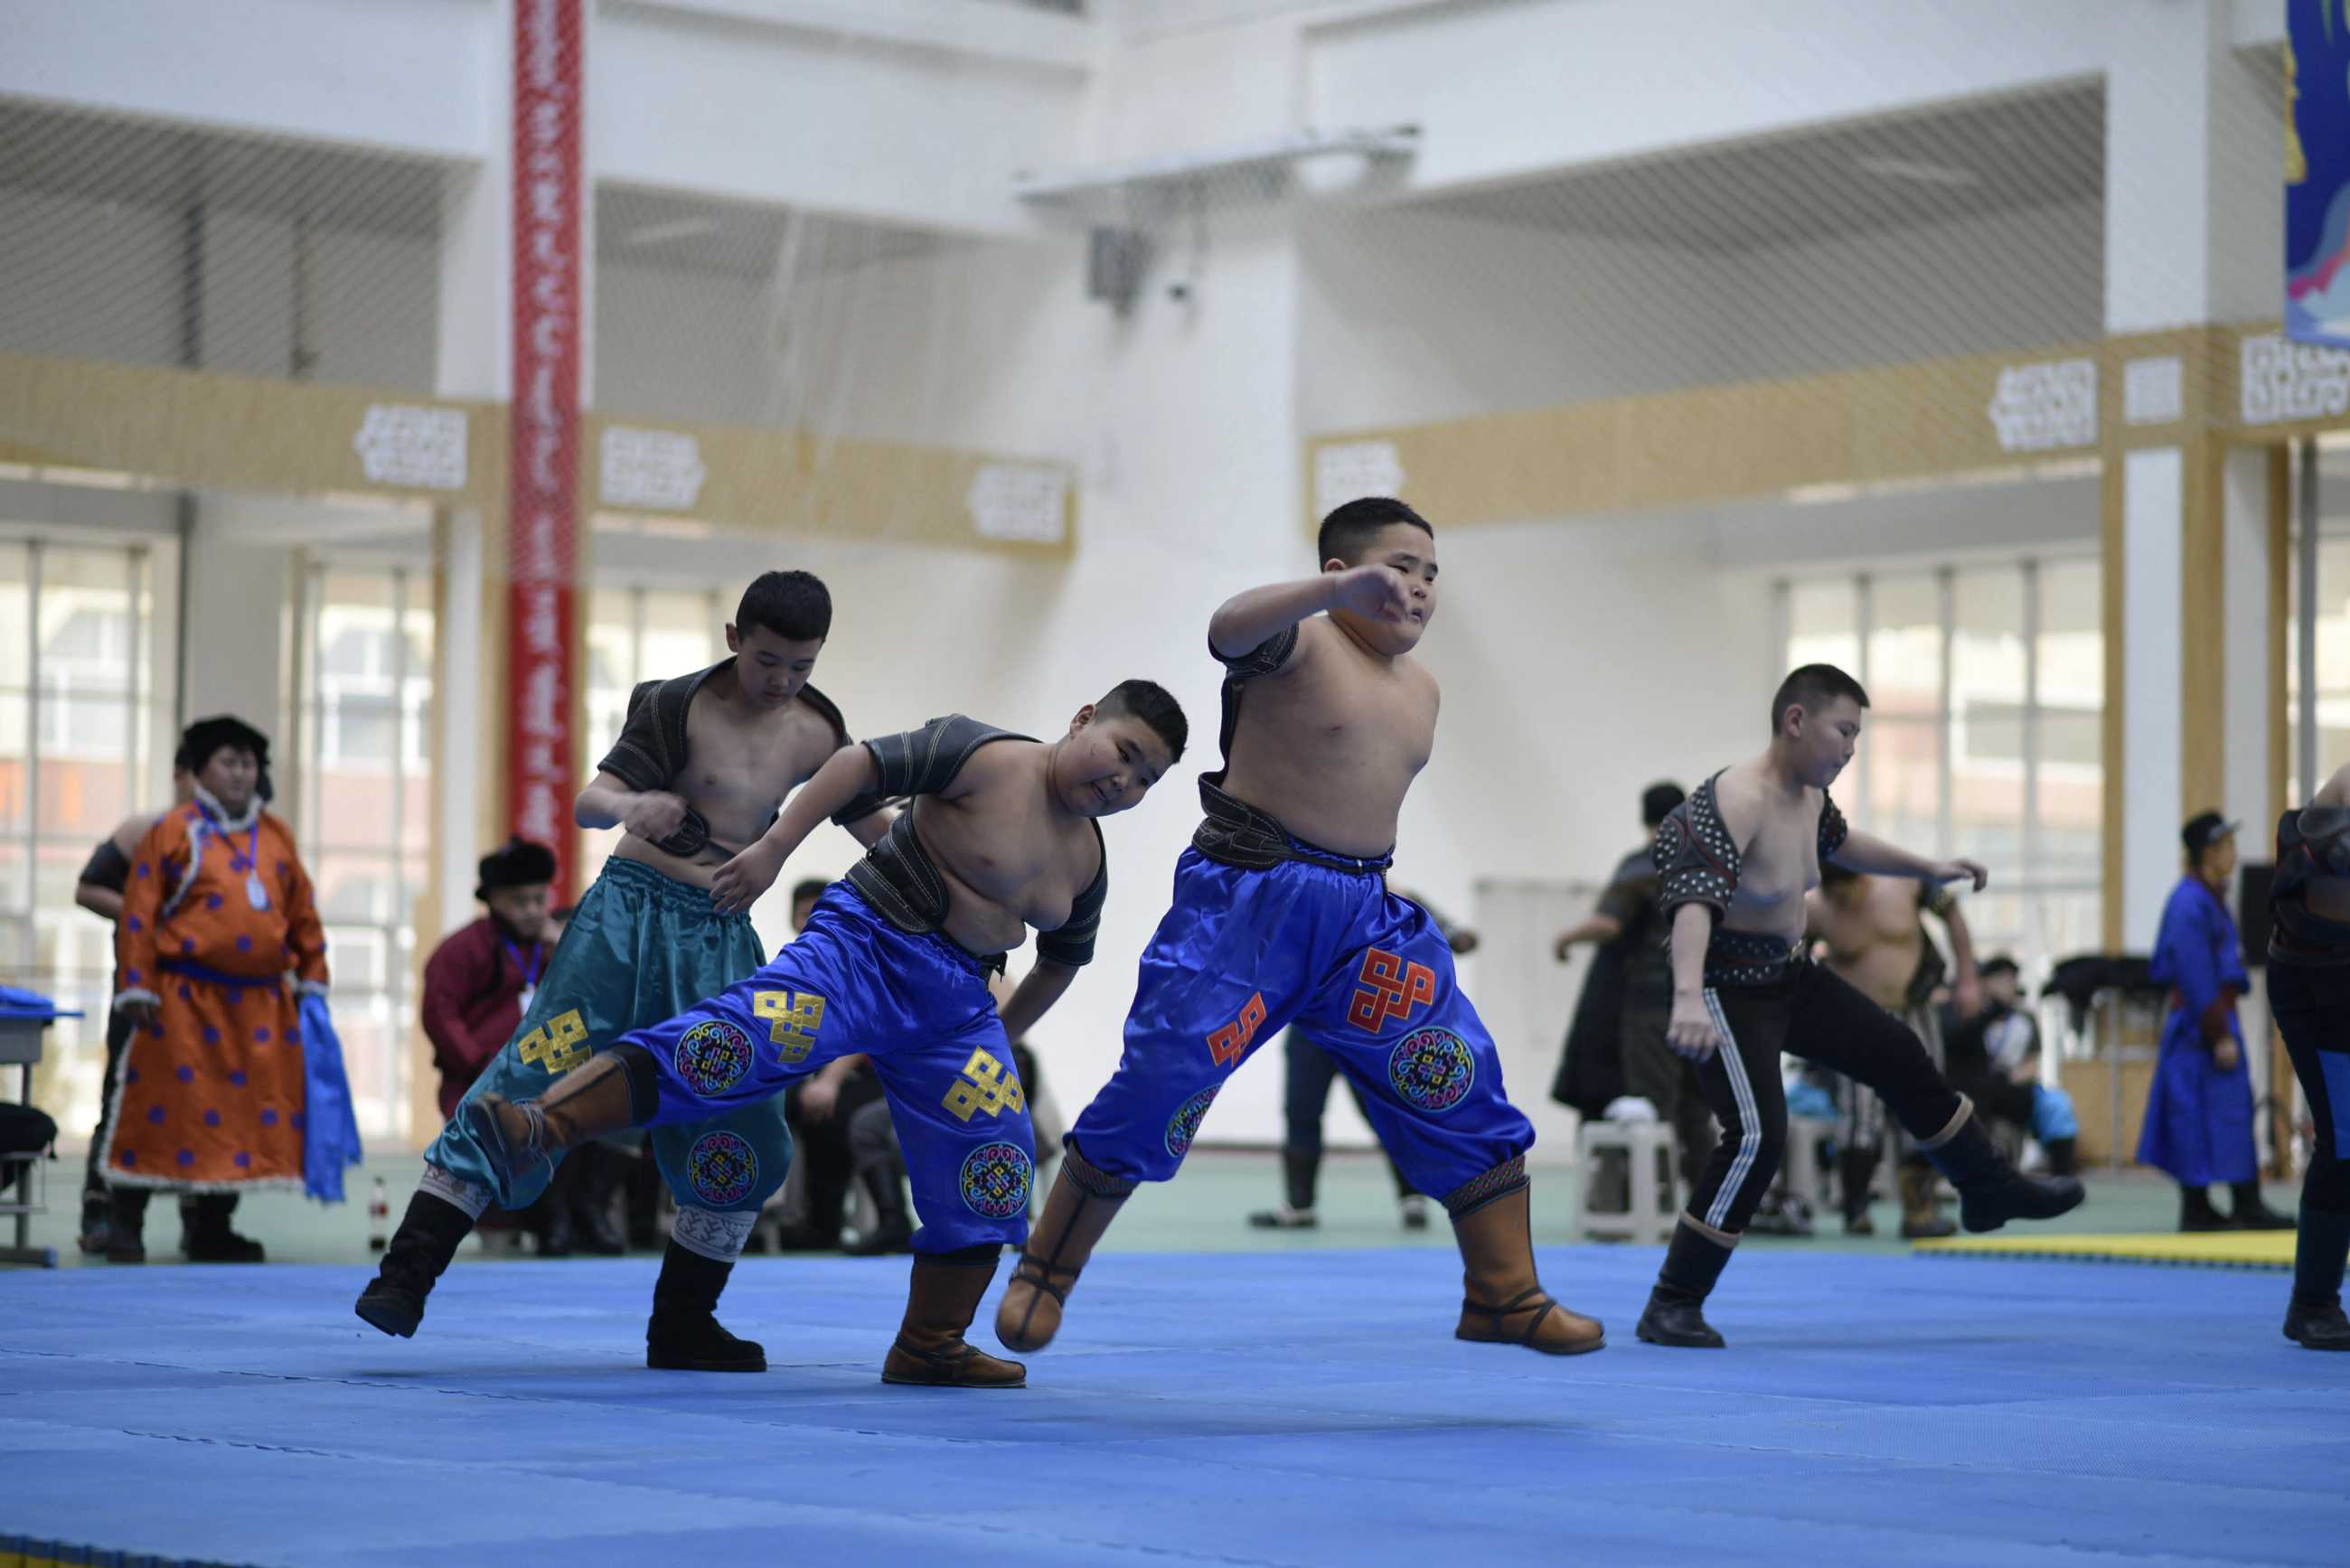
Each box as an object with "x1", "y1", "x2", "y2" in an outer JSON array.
[{"x1": 428, "y1": 856, "x2": 789, "y2": 1216}]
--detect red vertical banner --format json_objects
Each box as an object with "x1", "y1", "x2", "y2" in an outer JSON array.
[{"x1": 509, "y1": 0, "x2": 584, "y2": 899}]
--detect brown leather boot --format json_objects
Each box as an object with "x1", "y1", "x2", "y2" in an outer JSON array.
[
  {"x1": 994, "y1": 1142, "x2": 1133, "y2": 1354},
  {"x1": 1451, "y1": 1174, "x2": 1603, "y2": 1355},
  {"x1": 464, "y1": 1051, "x2": 644, "y2": 1197},
  {"x1": 1896, "y1": 1163, "x2": 1957, "y2": 1240},
  {"x1": 883, "y1": 1247, "x2": 1028, "y2": 1388}
]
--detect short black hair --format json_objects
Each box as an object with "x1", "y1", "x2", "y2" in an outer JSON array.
[
  {"x1": 1096, "y1": 679, "x2": 1188, "y2": 765},
  {"x1": 790, "y1": 878, "x2": 828, "y2": 906},
  {"x1": 1318, "y1": 496, "x2": 1433, "y2": 567},
  {"x1": 1641, "y1": 781, "x2": 1687, "y2": 828},
  {"x1": 737, "y1": 570, "x2": 832, "y2": 644},
  {"x1": 1978, "y1": 954, "x2": 2021, "y2": 980},
  {"x1": 1770, "y1": 662, "x2": 1870, "y2": 737}
]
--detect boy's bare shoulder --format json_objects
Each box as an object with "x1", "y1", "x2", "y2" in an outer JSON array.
[
  {"x1": 942, "y1": 731, "x2": 1040, "y2": 795},
  {"x1": 1710, "y1": 763, "x2": 1768, "y2": 846},
  {"x1": 1281, "y1": 613, "x2": 1336, "y2": 667}
]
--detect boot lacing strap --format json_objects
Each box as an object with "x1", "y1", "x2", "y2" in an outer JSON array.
[
  {"x1": 891, "y1": 1333, "x2": 978, "y2": 1371},
  {"x1": 1460, "y1": 1285, "x2": 1557, "y2": 1345},
  {"x1": 1010, "y1": 1251, "x2": 1077, "y2": 1304}
]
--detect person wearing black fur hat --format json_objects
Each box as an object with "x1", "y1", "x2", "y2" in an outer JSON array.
[
  {"x1": 423, "y1": 837, "x2": 559, "y2": 1125},
  {"x1": 422, "y1": 837, "x2": 628, "y2": 1256}
]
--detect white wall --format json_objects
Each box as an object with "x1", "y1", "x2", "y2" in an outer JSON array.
[
  {"x1": 0, "y1": 0, "x2": 498, "y2": 161},
  {"x1": 1306, "y1": 0, "x2": 2131, "y2": 194},
  {"x1": 592, "y1": 2, "x2": 1086, "y2": 235}
]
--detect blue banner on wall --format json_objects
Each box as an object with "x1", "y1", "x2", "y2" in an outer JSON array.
[{"x1": 2289, "y1": 1, "x2": 2350, "y2": 346}]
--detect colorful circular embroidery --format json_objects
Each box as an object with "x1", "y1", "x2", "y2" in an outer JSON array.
[
  {"x1": 685, "y1": 1130, "x2": 757, "y2": 1207},
  {"x1": 1388, "y1": 1027, "x2": 1475, "y2": 1114},
  {"x1": 960, "y1": 1141, "x2": 1032, "y2": 1220},
  {"x1": 1164, "y1": 1084, "x2": 1221, "y2": 1160},
  {"x1": 673, "y1": 1019, "x2": 754, "y2": 1098}
]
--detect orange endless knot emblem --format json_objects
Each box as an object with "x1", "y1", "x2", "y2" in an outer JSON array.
[
  {"x1": 1349, "y1": 948, "x2": 1436, "y2": 1033},
  {"x1": 1207, "y1": 992, "x2": 1268, "y2": 1067}
]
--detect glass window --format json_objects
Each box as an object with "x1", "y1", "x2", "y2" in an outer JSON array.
[
  {"x1": 1786, "y1": 578, "x2": 1857, "y2": 673},
  {"x1": 3, "y1": 540, "x2": 166, "y2": 1139},
  {"x1": 2036, "y1": 558, "x2": 2104, "y2": 884},
  {"x1": 577, "y1": 586, "x2": 721, "y2": 895},
  {"x1": 1951, "y1": 568, "x2": 2027, "y2": 875},
  {"x1": 298, "y1": 562, "x2": 431, "y2": 1142},
  {"x1": 1781, "y1": 548, "x2": 2103, "y2": 994}
]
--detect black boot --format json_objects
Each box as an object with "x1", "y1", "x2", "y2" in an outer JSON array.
[
  {"x1": 842, "y1": 1161, "x2": 914, "y2": 1257},
  {"x1": 1636, "y1": 1219, "x2": 1733, "y2": 1348},
  {"x1": 1838, "y1": 1145, "x2": 1879, "y2": 1235},
  {"x1": 77, "y1": 1190, "x2": 111, "y2": 1255},
  {"x1": 183, "y1": 1193, "x2": 266, "y2": 1263},
  {"x1": 1923, "y1": 1107, "x2": 2084, "y2": 1234},
  {"x1": 2180, "y1": 1185, "x2": 2229, "y2": 1233},
  {"x1": 2285, "y1": 1201, "x2": 2350, "y2": 1349},
  {"x1": 355, "y1": 1190, "x2": 476, "y2": 1338},
  {"x1": 2044, "y1": 1137, "x2": 2079, "y2": 1178},
  {"x1": 766, "y1": 1217, "x2": 840, "y2": 1253},
  {"x1": 645, "y1": 1240, "x2": 766, "y2": 1372},
  {"x1": 575, "y1": 1145, "x2": 630, "y2": 1256},
  {"x1": 2228, "y1": 1181, "x2": 2297, "y2": 1232},
  {"x1": 105, "y1": 1187, "x2": 149, "y2": 1263},
  {"x1": 1249, "y1": 1147, "x2": 1321, "y2": 1229},
  {"x1": 625, "y1": 1150, "x2": 662, "y2": 1251}
]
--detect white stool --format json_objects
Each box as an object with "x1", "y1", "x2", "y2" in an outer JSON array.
[{"x1": 1572, "y1": 1121, "x2": 1679, "y2": 1245}]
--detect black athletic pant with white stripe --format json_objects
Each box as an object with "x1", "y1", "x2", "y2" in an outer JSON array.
[{"x1": 1691, "y1": 958, "x2": 1963, "y2": 1235}]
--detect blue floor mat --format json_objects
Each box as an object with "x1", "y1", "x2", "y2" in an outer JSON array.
[{"x1": 1, "y1": 1244, "x2": 2343, "y2": 1566}]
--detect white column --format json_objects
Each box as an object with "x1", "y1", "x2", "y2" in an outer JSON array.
[
  {"x1": 436, "y1": 1, "x2": 512, "y2": 404},
  {"x1": 436, "y1": 512, "x2": 487, "y2": 942},
  {"x1": 2104, "y1": 0, "x2": 2277, "y2": 334},
  {"x1": 2121, "y1": 446, "x2": 2185, "y2": 953},
  {"x1": 430, "y1": 2, "x2": 508, "y2": 943},
  {"x1": 2223, "y1": 446, "x2": 2273, "y2": 837},
  {"x1": 2104, "y1": 2, "x2": 2280, "y2": 951},
  {"x1": 178, "y1": 533, "x2": 292, "y2": 747}
]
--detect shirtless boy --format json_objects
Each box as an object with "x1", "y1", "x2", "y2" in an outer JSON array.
[
  {"x1": 356, "y1": 570, "x2": 888, "y2": 1371},
  {"x1": 1636, "y1": 662, "x2": 2083, "y2": 1349},
  {"x1": 1810, "y1": 865, "x2": 1980, "y2": 1237},
  {"x1": 996, "y1": 497, "x2": 1603, "y2": 1360},
  {"x1": 456, "y1": 682, "x2": 1188, "y2": 1387}
]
